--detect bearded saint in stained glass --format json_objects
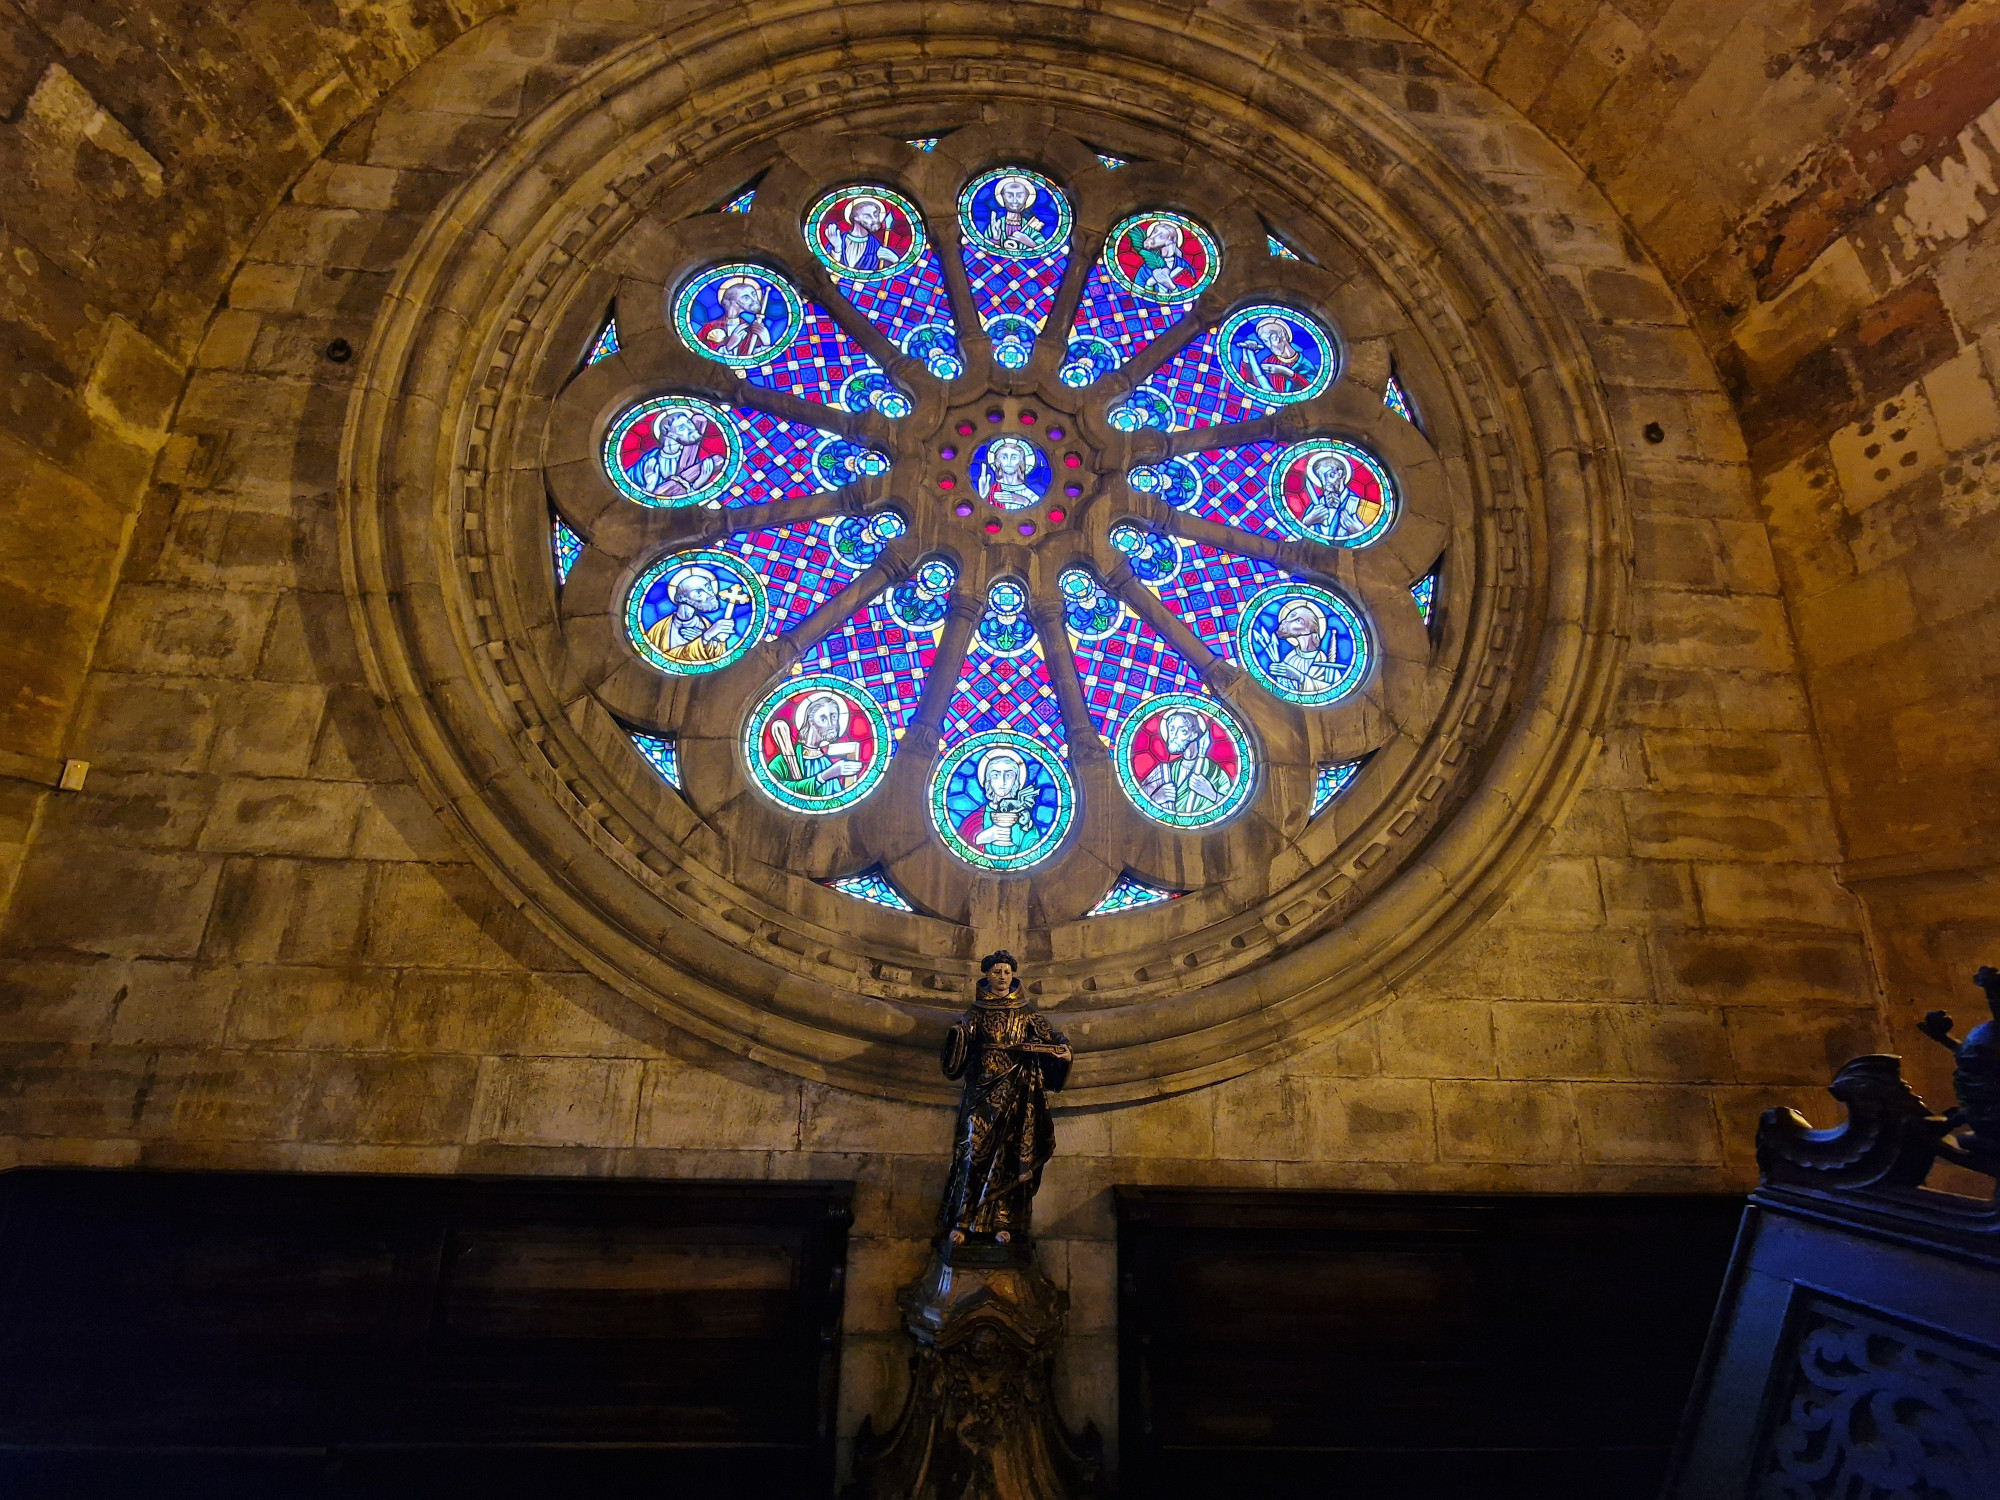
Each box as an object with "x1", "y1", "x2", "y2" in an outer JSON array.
[
  {"x1": 763, "y1": 689, "x2": 867, "y2": 799},
  {"x1": 1137, "y1": 707, "x2": 1234, "y2": 818},
  {"x1": 1234, "y1": 314, "x2": 1317, "y2": 396},
  {"x1": 696, "y1": 276, "x2": 776, "y2": 359},
  {"x1": 630, "y1": 406, "x2": 727, "y2": 501},
  {"x1": 643, "y1": 565, "x2": 740, "y2": 666}
]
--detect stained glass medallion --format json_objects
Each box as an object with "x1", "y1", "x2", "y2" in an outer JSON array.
[
  {"x1": 603, "y1": 396, "x2": 888, "y2": 509},
  {"x1": 744, "y1": 672, "x2": 894, "y2": 814},
  {"x1": 806, "y1": 185, "x2": 965, "y2": 380},
  {"x1": 1061, "y1": 211, "x2": 1221, "y2": 388},
  {"x1": 1109, "y1": 302, "x2": 1336, "y2": 432}
]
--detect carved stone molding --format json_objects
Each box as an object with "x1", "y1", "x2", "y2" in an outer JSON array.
[{"x1": 337, "y1": 3, "x2": 1634, "y2": 1102}]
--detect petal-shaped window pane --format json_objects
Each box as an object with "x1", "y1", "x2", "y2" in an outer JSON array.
[
  {"x1": 807, "y1": 186, "x2": 964, "y2": 381},
  {"x1": 789, "y1": 555, "x2": 955, "y2": 737},
  {"x1": 1113, "y1": 525, "x2": 1370, "y2": 707},
  {"x1": 957, "y1": 168, "x2": 1071, "y2": 371},
  {"x1": 626, "y1": 514, "x2": 902, "y2": 676},
  {"x1": 604, "y1": 395, "x2": 889, "y2": 509},
  {"x1": 1061, "y1": 568, "x2": 1253, "y2": 829},
  {"x1": 1109, "y1": 304, "x2": 1337, "y2": 433},
  {"x1": 930, "y1": 578, "x2": 1075, "y2": 870},
  {"x1": 674, "y1": 264, "x2": 910, "y2": 417},
  {"x1": 1060, "y1": 211, "x2": 1219, "y2": 387},
  {"x1": 1131, "y1": 438, "x2": 1396, "y2": 548}
]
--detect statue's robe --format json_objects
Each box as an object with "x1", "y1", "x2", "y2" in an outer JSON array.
[{"x1": 938, "y1": 985, "x2": 1070, "y2": 1243}]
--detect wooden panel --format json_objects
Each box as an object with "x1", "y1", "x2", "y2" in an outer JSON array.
[
  {"x1": 0, "y1": 1169, "x2": 851, "y2": 1497},
  {"x1": 1117, "y1": 1188, "x2": 1742, "y2": 1498}
]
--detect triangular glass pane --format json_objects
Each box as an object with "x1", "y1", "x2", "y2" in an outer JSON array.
[
  {"x1": 1310, "y1": 757, "x2": 1365, "y2": 817},
  {"x1": 1385, "y1": 372, "x2": 1418, "y2": 427},
  {"x1": 930, "y1": 578, "x2": 1075, "y2": 870},
  {"x1": 957, "y1": 168, "x2": 1071, "y2": 371},
  {"x1": 1129, "y1": 438, "x2": 1397, "y2": 549},
  {"x1": 1060, "y1": 211, "x2": 1220, "y2": 388},
  {"x1": 603, "y1": 395, "x2": 889, "y2": 510},
  {"x1": 1413, "y1": 560, "x2": 1441, "y2": 628},
  {"x1": 1108, "y1": 302, "x2": 1337, "y2": 434},
  {"x1": 907, "y1": 137, "x2": 941, "y2": 153},
  {"x1": 1094, "y1": 152, "x2": 1128, "y2": 170},
  {"x1": 585, "y1": 315, "x2": 619, "y2": 365},
  {"x1": 806, "y1": 186, "x2": 964, "y2": 380},
  {"x1": 1060, "y1": 568, "x2": 1253, "y2": 829},
  {"x1": 823, "y1": 866, "x2": 917, "y2": 911},
  {"x1": 631, "y1": 731, "x2": 681, "y2": 788},
  {"x1": 1113, "y1": 524, "x2": 1371, "y2": 707},
  {"x1": 720, "y1": 185, "x2": 757, "y2": 213},
  {"x1": 1086, "y1": 873, "x2": 1184, "y2": 915},
  {"x1": 552, "y1": 515, "x2": 584, "y2": 585},
  {"x1": 1265, "y1": 231, "x2": 1300, "y2": 260},
  {"x1": 673, "y1": 263, "x2": 910, "y2": 417}
]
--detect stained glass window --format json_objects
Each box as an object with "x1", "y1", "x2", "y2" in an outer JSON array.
[
  {"x1": 622, "y1": 158, "x2": 1413, "y2": 905},
  {"x1": 1310, "y1": 757, "x2": 1364, "y2": 817},
  {"x1": 631, "y1": 731, "x2": 681, "y2": 789},
  {"x1": 1413, "y1": 561, "x2": 1440, "y2": 627},
  {"x1": 585, "y1": 315, "x2": 619, "y2": 365},
  {"x1": 552, "y1": 515, "x2": 584, "y2": 585},
  {"x1": 907, "y1": 137, "x2": 940, "y2": 152},
  {"x1": 958, "y1": 167, "x2": 1071, "y2": 371},
  {"x1": 1061, "y1": 568, "x2": 1254, "y2": 829},
  {"x1": 823, "y1": 866, "x2": 917, "y2": 911},
  {"x1": 1061, "y1": 211, "x2": 1220, "y2": 388},
  {"x1": 931, "y1": 578, "x2": 1075, "y2": 870},
  {"x1": 807, "y1": 185, "x2": 964, "y2": 380},
  {"x1": 1086, "y1": 873, "x2": 1183, "y2": 914},
  {"x1": 1116, "y1": 526, "x2": 1371, "y2": 707},
  {"x1": 1385, "y1": 372, "x2": 1417, "y2": 426},
  {"x1": 1130, "y1": 437, "x2": 1397, "y2": 549},
  {"x1": 1109, "y1": 303, "x2": 1337, "y2": 432},
  {"x1": 674, "y1": 264, "x2": 910, "y2": 417}
]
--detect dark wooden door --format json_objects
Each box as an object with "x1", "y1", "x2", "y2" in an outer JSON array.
[{"x1": 1117, "y1": 1188, "x2": 1742, "y2": 1498}]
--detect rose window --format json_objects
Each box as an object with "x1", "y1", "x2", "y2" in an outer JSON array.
[{"x1": 547, "y1": 136, "x2": 1447, "y2": 919}]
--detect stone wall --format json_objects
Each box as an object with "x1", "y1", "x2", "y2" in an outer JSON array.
[{"x1": 0, "y1": 0, "x2": 1918, "y2": 1479}]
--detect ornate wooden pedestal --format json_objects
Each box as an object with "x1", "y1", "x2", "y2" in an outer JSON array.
[{"x1": 848, "y1": 1247, "x2": 1104, "y2": 1500}]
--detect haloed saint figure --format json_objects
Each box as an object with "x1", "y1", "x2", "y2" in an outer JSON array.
[{"x1": 938, "y1": 951, "x2": 1073, "y2": 1257}]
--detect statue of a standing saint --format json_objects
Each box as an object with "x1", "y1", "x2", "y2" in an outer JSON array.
[{"x1": 938, "y1": 950, "x2": 1073, "y2": 1256}]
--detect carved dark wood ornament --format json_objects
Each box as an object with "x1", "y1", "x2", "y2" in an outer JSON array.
[{"x1": 335, "y1": 6, "x2": 1635, "y2": 1102}]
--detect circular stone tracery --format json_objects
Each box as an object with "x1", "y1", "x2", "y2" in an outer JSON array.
[{"x1": 339, "y1": 20, "x2": 1632, "y2": 1104}]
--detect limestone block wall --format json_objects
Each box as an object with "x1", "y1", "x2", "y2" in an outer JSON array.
[{"x1": 0, "y1": 0, "x2": 1904, "y2": 1479}]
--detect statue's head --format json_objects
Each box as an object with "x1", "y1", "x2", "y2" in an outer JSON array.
[{"x1": 980, "y1": 949, "x2": 1019, "y2": 993}]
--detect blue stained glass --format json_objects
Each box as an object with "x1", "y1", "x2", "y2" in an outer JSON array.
[
  {"x1": 788, "y1": 556, "x2": 955, "y2": 735},
  {"x1": 714, "y1": 513, "x2": 898, "y2": 640},
  {"x1": 940, "y1": 579, "x2": 1066, "y2": 755},
  {"x1": 1266, "y1": 232, "x2": 1300, "y2": 260},
  {"x1": 1413, "y1": 564, "x2": 1439, "y2": 626},
  {"x1": 552, "y1": 516, "x2": 584, "y2": 585},
  {"x1": 1385, "y1": 372, "x2": 1417, "y2": 426},
  {"x1": 632, "y1": 732, "x2": 681, "y2": 788},
  {"x1": 1310, "y1": 758, "x2": 1364, "y2": 817},
  {"x1": 674, "y1": 264, "x2": 910, "y2": 417},
  {"x1": 907, "y1": 137, "x2": 940, "y2": 152},
  {"x1": 1086, "y1": 873, "x2": 1183, "y2": 915},
  {"x1": 1095, "y1": 152, "x2": 1128, "y2": 169},
  {"x1": 1125, "y1": 530, "x2": 1370, "y2": 707},
  {"x1": 806, "y1": 185, "x2": 964, "y2": 380},
  {"x1": 603, "y1": 396, "x2": 889, "y2": 510},
  {"x1": 1059, "y1": 568, "x2": 1207, "y2": 745},
  {"x1": 1109, "y1": 304, "x2": 1336, "y2": 433},
  {"x1": 958, "y1": 168, "x2": 1072, "y2": 371},
  {"x1": 1134, "y1": 439, "x2": 1397, "y2": 549},
  {"x1": 1060, "y1": 212, "x2": 1220, "y2": 387},
  {"x1": 823, "y1": 866, "x2": 917, "y2": 911},
  {"x1": 585, "y1": 316, "x2": 619, "y2": 365},
  {"x1": 721, "y1": 186, "x2": 757, "y2": 213}
]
